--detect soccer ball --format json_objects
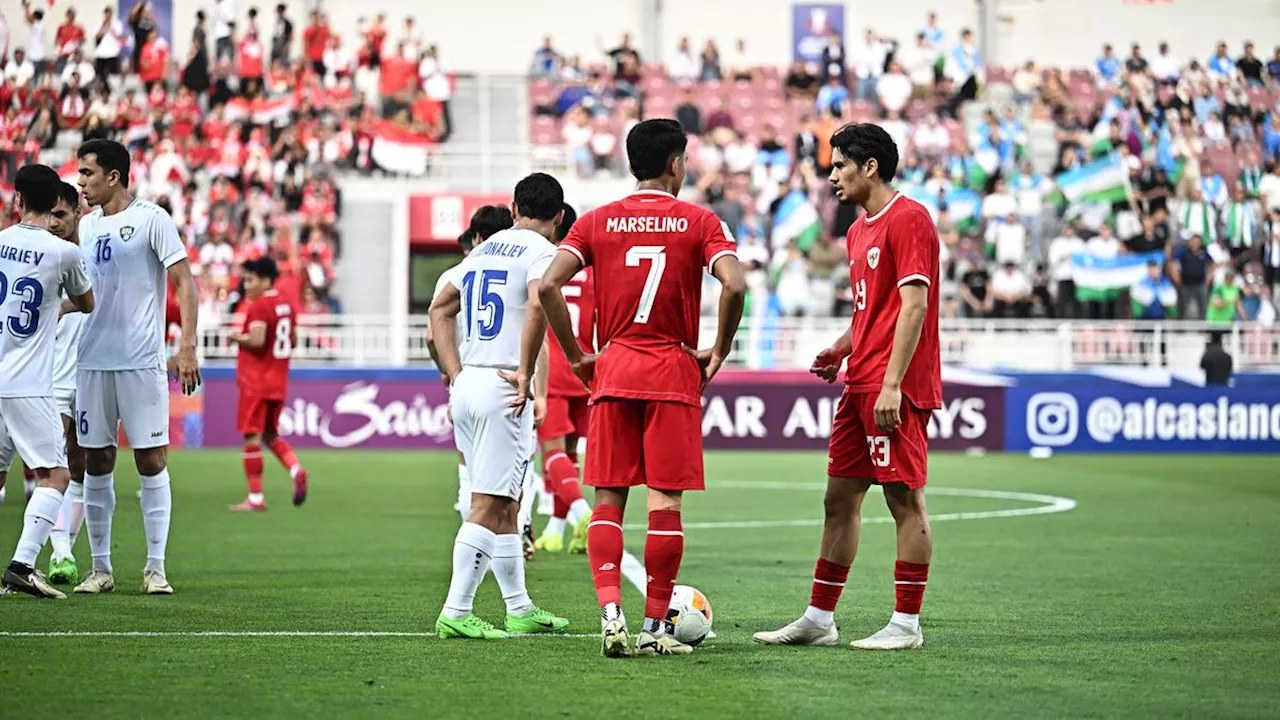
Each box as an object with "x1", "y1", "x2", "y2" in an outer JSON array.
[{"x1": 666, "y1": 585, "x2": 713, "y2": 646}]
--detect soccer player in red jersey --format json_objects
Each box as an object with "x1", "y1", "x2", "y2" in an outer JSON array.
[
  {"x1": 540, "y1": 119, "x2": 747, "y2": 657},
  {"x1": 228, "y1": 257, "x2": 309, "y2": 512},
  {"x1": 534, "y1": 202, "x2": 595, "y2": 555},
  {"x1": 755, "y1": 123, "x2": 941, "y2": 651}
]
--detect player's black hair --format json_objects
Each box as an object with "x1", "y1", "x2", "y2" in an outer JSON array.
[
  {"x1": 457, "y1": 229, "x2": 476, "y2": 253},
  {"x1": 470, "y1": 204, "x2": 514, "y2": 241},
  {"x1": 77, "y1": 139, "x2": 131, "y2": 187},
  {"x1": 14, "y1": 164, "x2": 62, "y2": 214},
  {"x1": 512, "y1": 173, "x2": 564, "y2": 221},
  {"x1": 242, "y1": 256, "x2": 280, "y2": 283},
  {"x1": 830, "y1": 123, "x2": 898, "y2": 183},
  {"x1": 626, "y1": 119, "x2": 687, "y2": 181},
  {"x1": 555, "y1": 202, "x2": 577, "y2": 242},
  {"x1": 55, "y1": 181, "x2": 80, "y2": 210}
]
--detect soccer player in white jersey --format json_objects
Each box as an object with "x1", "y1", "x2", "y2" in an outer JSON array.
[
  {"x1": 429, "y1": 173, "x2": 569, "y2": 640},
  {"x1": 70, "y1": 139, "x2": 200, "y2": 596},
  {"x1": 0, "y1": 165, "x2": 95, "y2": 599}
]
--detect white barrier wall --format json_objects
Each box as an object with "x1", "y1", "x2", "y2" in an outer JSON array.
[{"x1": 6, "y1": 0, "x2": 1278, "y2": 74}]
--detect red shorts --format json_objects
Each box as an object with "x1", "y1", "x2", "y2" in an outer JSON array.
[
  {"x1": 584, "y1": 399, "x2": 704, "y2": 492},
  {"x1": 537, "y1": 395, "x2": 591, "y2": 443},
  {"x1": 237, "y1": 392, "x2": 284, "y2": 436},
  {"x1": 827, "y1": 389, "x2": 930, "y2": 489}
]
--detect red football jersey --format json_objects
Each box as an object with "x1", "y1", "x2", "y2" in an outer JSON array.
[
  {"x1": 546, "y1": 267, "x2": 597, "y2": 398},
  {"x1": 560, "y1": 189, "x2": 737, "y2": 407},
  {"x1": 236, "y1": 289, "x2": 296, "y2": 400},
  {"x1": 843, "y1": 193, "x2": 942, "y2": 409}
]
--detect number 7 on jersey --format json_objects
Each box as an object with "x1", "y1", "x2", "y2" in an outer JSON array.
[{"x1": 625, "y1": 245, "x2": 666, "y2": 323}]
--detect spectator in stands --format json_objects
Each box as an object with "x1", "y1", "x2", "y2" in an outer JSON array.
[
  {"x1": 727, "y1": 38, "x2": 755, "y2": 84},
  {"x1": 54, "y1": 6, "x2": 83, "y2": 76},
  {"x1": 137, "y1": 28, "x2": 169, "y2": 93},
  {"x1": 399, "y1": 16, "x2": 424, "y2": 60},
  {"x1": 589, "y1": 114, "x2": 618, "y2": 174},
  {"x1": 699, "y1": 40, "x2": 722, "y2": 83},
  {"x1": 1207, "y1": 267, "x2": 1245, "y2": 323},
  {"x1": 1267, "y1": 46, "x2": 1280, "y2": 83},
  {"x1": 92, "y1": 6, "x2": 124, "y2": 80},
  {"x1": 1202, "y1": 111, "x2": 1227, "y2": 147},
  {"x1": 605, "y1": 33, "x2": 641, "y2": 80},
  {"x1": 529, "y1": 36, "x2": 560, "y2": 79},
  {"x1": 271, "y1": 3, "x2": 293, "y2": 65},
  {"x1": 213, "y1": 0, "x2": 236, "y2": 61},
  {"x1": 1127, "y1": 214, "x2": 1167, "y2": 255},
  {"x1": 713, "y1": 185, "x2": 746, "y2": 238},
  {"x1": 303, "y1": 10, "x2": 328, "y2": 76},
  {"x1": 851, "y1": 28, "x2": 887, "y2": 101},
  {"x1": 1048, "y1": 224, "x2": 1084, "y2": 318},
  {"x1": 1200, "y1": 160, "x2": 1228, "y2": 210},
  {"x1": 959, "y1": 257, "x2": 992, "y2": 318},
  {"x1": 61, "y1": 47, "x2": 94, "y2": 88},
  {"x1": 785, "y1": 59, "x2": 818, "y2": 100},
  {"x1": 1125, "y1": 43, "x2": 1148, "y2": 76},
  {"x1": 181, "y1": 10, "x2": 211, "y2": 95},
  {"x1": 675, "y1": 88, "x2": 701, "y2": 135},
  {"x1": 563, "y1": 105, "x2": 592, "y2": 178},
  {"x1": 1151, "y1": 41, "x2": 1180, "y2": 85},
  {"x1": 1201, "y1": 331, "x2": 1233, "y2": 385},
  {"x1": 1263, "y1": 213, "x2": 1280, "y2": 300},
  {"x1": 753, "y1": 125, "x2": 790, "y2": 185},
  {"x1": 819, "y1": 31, "x2": 845, "y2": 86},
  {"x1": 1224, "y1": 185, "x2": 1260, "y2": 257},
  {"x1": 1131, "y1": 260, "x2": 1177, "y2": 319},
  {"x1": 990, "y1": 261, "x2": 1032, "y2": 318},
  {"x1": 943, "y1": 28, "x2": 982, "y2": 117},
  {"x1": 1181, "y1": 187, "x2": 1217, "y2": 242},
  {"x1": 1011, "y1": 60, "x2": 1039, "y2": 105},
  {"x1": 794, "y1": 115, "x2": 819, "y2": 169},
  {"x1": 876, "y1": 59, "x2": 911, "y2": 116},
  {"x1": 705, "y1": 97, "x2": 734, "y2": 134},
  {"x1": 899, "y1": 33, "x2": 938, "y2": 97},
  {"x1": 774, "y1": 244, "x2": 813, "y2": 317},
  {"x1": 1206, "y1": 41, "x2": 1235, "y2": 81},
  {"x1": 1237, "y1": 41, "x2": 1263, "y2": 86},
  {"x1": 128, "y1": 1, "x2": 158, "y2": 70},
  {"x1": 20, "y1": 1, "x2": 47, "y2": 82},
  {"x1": 668, "y1": 36, "x2": 697, "y2": 84},
  {"x1": 1262, "y1": 115, "x2": 1280, "y2": 164},
  {"x1": 1172, "y1": 233, "x2": 1212, "y2": 319},
  {"x1": 990, "y1": 210, "x2": 1027, "y2": 266},
  {"x1": 815, "y1": 74, "x2": 849, "y2": 117},
  {"x1": 5, "y1": 48, "x2": 33, "y2": 86}
]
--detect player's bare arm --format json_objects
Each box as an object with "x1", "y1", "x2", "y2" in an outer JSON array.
[
  {"x1": 532, "y1": 341, "x2": 549, "y2": 427},
  {"x1": 688, "y1": 253, "x2": 746, "y2": 388},
  {"x1": 875, "y1": 283, "x2": 928, "y2": 432},
  {"x1": 812, "y1": 328, "x2": 852, "y2": 384},
  {"x1": 424, "y1": 313, "x2": 449, "y2": 387},
  {"x1": 428, "y1": 282, "x2": 464, "y2": 383},
  {"x1": 168, "y1": 258, "x2": 201, "y2": 394},
  {"x1": 230, "y1": 323, "x2": 267, "y2": 349},
  {"x1": 66, "y1": 286, "x2": 95, "y2": 314},
  {"x1": 498, "y1": 279, "x2": 548, "y2": 416},
  {"x1": 538, "y1": 250, "x2": 594, "y2": 388}
]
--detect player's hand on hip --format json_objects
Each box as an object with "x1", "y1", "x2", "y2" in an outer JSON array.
[
  {"x1": 176, "y1": 346, "x2": 201, "y2": 395},
  {"x1": 684, "y1": 345, "x2": 725, "y2": 388},
  {"x1": 532, "y1": 397, "x2": 547, "y2": 428},
  {"x1": 497, "y1": 369, "x2": 532, "y2": 416},
  {"x1": 810, "y1": 347, "x2": 844, "y2": 384},
  {"x1": 874, "y1": 385, "x2": 902, "y2": 433},
  {"x1": 571, "y1": 353, "x2": 598, "y2": 390}
]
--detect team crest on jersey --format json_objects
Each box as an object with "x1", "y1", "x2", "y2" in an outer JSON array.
[
  {"x1": 120, "y1": 226, "x2": 136, "y2": 242},
  {"x1": 867, "y1": 247, "x2": 881, "y2": 269}
]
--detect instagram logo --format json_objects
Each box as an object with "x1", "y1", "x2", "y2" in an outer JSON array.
[{"x1": 1026, "y1": 393, "x2": 1079, "y2": 447}]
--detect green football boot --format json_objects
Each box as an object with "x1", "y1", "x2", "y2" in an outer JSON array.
[
  {"x1": 435, "y1": 613, "x2": 509, "y2": 640},
  {"x1": 505, "y1": 606, "x2": 570, "y2": 635}
]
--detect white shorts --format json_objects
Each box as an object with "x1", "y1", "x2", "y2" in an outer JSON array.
[
  {"x1": 55, "y1": 388, "x2": 76, "y2": 419},
  {"x1": 76, "y1": 368, "x2": 170, "y2": 450},
  {"x1": 450, "y1": 367, "x2": 535, "y2": 501},
  {"x1": 0, "y1": 397, "x2": 68, "y2": 470}
]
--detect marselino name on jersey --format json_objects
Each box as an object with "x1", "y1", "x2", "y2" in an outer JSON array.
[{"x1": 605, "y1": 216, "x2": 689, "y2": 233}]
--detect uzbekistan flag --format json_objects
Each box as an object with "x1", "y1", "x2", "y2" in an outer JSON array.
[{"x1": 1071, "y1": 249, "x2": 1165, "y2": 302}]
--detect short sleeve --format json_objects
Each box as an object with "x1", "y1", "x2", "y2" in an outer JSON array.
[
  {"x1": 60, "y1": 245, "x2": 92, "y2": 297},
  {"x1": 245, "y1": 301, "x2": 269, "y2": 329},
  {"x1": 149, "y1": 211, "x2": 187, "y2": 268},
  {"x1": 559, "y1": 215, "x2": 592, "y2": 268},
  {"x1": 433, "y1": 267, "x2": 456, "y2": 298},
  {"x1": 527, "y1": 242, "x2": 556, "y2": 283},
  {"x1": 889, "y1": 208, "x2": 939, "y2": 288},
  {"x1": 702, "y1": 214, "x2": 737, "y2": 273}
]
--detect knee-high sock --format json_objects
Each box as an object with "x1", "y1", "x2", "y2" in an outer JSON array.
[
  {"x1": 267, "y1": 436, "x2": 301, "y2": 475},
  {"x1": 49, "y1": 480, "x2": 84, "y2": 559},
  {"x1": 490, "y1": 534, "x2": 533, "y2": 615},
  {"x1": 443, "y1": 522, "x2": 495, "y2": 618},
  {"x1": 243, "y1": 444, "x2": 264, "y2": 502},
  {"x1": 139, "y1": 470, "x2": 171, "y2": 573},
  {"x1": 12, "y1": 487, "x2": 63, "y2": 567},
  {"x1": 587, "y1": 504, "x2": 624, "y2": 608},
  {"x1": 643, "y1": 509, "x2": 684, "y2": 631},
  {"x1": 456, "y1": 464, "x2": 471, "y2": 521},
  {"x1": 83, "y1": 472, "x2": 115, "y2": 573}
]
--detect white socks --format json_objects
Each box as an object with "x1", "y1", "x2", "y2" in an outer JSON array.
[
  {"x1": 891, "y1": 611, "x2": 921, "y2": 633},
  {"x1": 544, "y1": 517, "x2": 566, "y2": 538},
  {"x1": 803, "y1": 606, "x2": 835, "y2": 628},
  {"x1": 568, "y1": 499, "x2": 591, "y2": 525},
  {"x1": 517, "y1": 470, "x2": 535, "y2": 531},
  {"x1": 13, "y1": 487, "x2": 63, "y2": 567},
  {"x1": 83, "y1": 472, "x2": 115, "y2": 573},
  {"x1": 490, "y1": 533, "x2": 532, "y2": 616},
  {"x1": 139, "y1": 470, "x2": 171, "y2": 573},
  {"x1": 443, "y1": 522, "x2": 494, "y2": 619},
  {"x1": 456, "y1": 464, "x2": 471, "y2": 521},
  {"x1": 49, "y1": 480, "x2": 84, "y2": 560}
]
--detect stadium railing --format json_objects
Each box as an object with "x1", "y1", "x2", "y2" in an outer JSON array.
[{"x1": 195, "y1": 317, "x2": 1279, "y2": 371}]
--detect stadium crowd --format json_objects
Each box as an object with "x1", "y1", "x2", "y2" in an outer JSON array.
[
  {"x1": 0, "y1": 0, "x2": 456, "y2": 328},
  {"x1": 530, "y1": 18, "x2": 1280, "y2": 325}
]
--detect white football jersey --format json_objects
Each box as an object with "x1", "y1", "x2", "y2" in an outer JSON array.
[
  {"x1": 53, "y1": 311, "x2": 86, "y2": 391},
  {"x1": 77, "y1": 198, "x2": 186, "y2": 370},
  {"x1": 449, "y1": 228, "x2": 556, "y2": 370},
  {"x1": 0, "y1": 224, "x2": 93, "y2": 398}
]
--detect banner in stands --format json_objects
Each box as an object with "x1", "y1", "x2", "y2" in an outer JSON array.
[
  {"x1": 408, "y1": 193, "x2": 509, "y2": 249},
  {"x1": 1007, "y1": 382, "x2": 1280, "y2": 452},
  {"x1": 791, "y1": 4, "x2": 844, "y2": 64}
]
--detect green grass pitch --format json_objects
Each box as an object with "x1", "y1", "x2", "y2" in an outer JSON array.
[{"x1": 1, "y1": 451, "x2": 1277, "y2": 719}]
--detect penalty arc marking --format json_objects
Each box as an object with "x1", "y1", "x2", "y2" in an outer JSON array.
[{"x1": 0, "y1": 485, "x2": 1073, "y2": 640}]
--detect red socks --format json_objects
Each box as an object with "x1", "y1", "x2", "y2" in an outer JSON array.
[
  {"x1": 643, "y1": 509, "x2": 684, "y2": 622},
  {"x1": 243, "y1": 445, "x2": 264, "y2": 496},
  {"x1": 267, "y1": 437, "x2": 300, "y2": 473},
  {"x1": 552, "y1": 496, "x2": 569, "y2": 520},
  {"x1": 809, "y1": 558, "x2": 850, "y2": 611},
  {"x1": 586, "y1": 504, "x2": 624, "y2": 608},
  {"x1": 894, "y1": 560, "x2": 929, "y2": 615},
  {"x1": 544, "y1": 450, "x2": 585, "y2": 506}
]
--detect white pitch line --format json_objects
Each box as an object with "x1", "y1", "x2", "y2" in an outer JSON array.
[{"x1": 0, "y1": 631, "x2": 602, "y2": 639}]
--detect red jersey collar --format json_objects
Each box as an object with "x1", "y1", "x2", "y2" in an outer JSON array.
[
  {"x1": 863, "y1": 192, "x2": 902, "y2": 224},
  {"x1": 630, "y1": 189, "x2": 675, "y2": 198}
]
